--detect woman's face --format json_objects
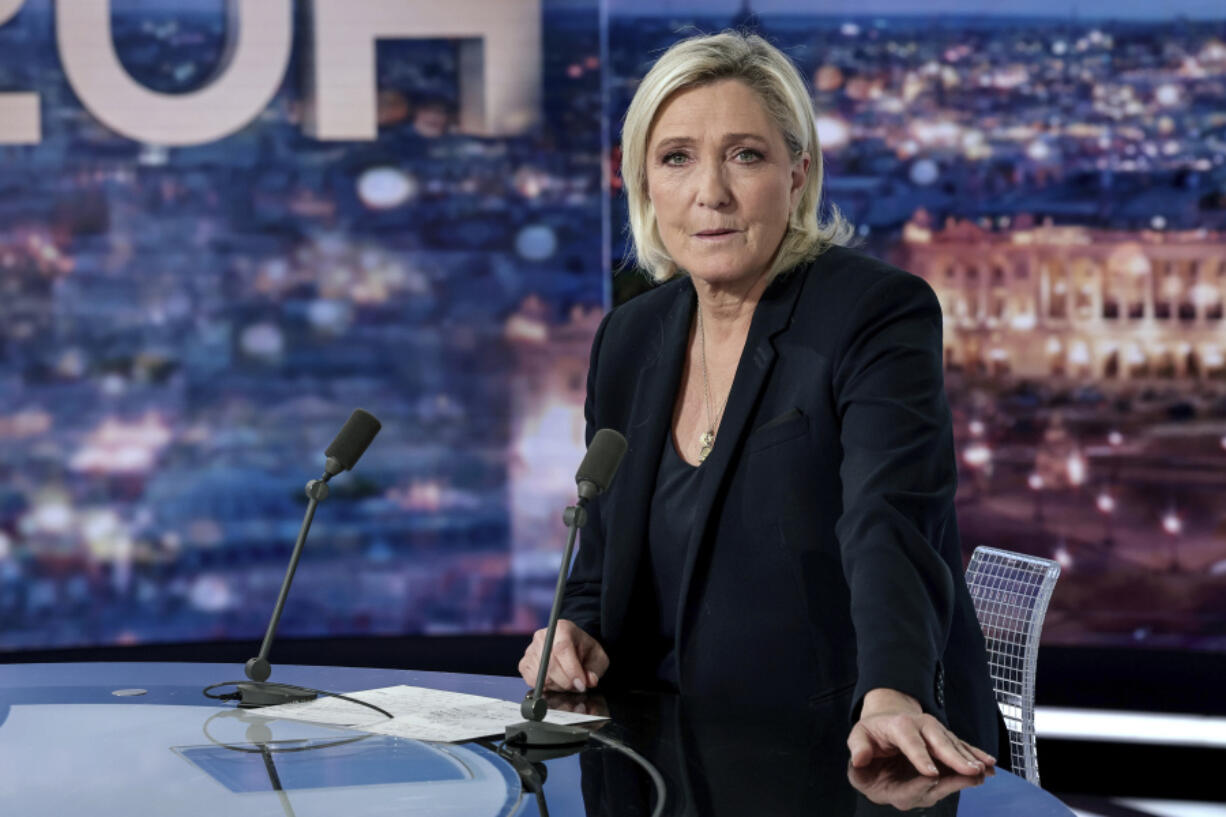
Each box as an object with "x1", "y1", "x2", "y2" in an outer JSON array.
[{"x1": 645, "y1": 78, "x2": 808, "y2": 288}]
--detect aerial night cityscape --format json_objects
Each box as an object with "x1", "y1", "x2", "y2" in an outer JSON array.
[{"x1": 0, "y1": 0, "x2": 1223, "y2": 654}]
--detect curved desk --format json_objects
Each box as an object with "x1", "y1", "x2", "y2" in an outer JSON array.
[{"x1": 0, "y1": 662, "x2": 1073, "y2": 816}]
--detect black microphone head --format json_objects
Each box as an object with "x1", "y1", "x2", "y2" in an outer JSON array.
[
  {"x1": 324, "y1": 409, "x2": 382, "y2": 472},
  {"x1": 576, "y1": 428, "x2": 628, "y2": 500}
]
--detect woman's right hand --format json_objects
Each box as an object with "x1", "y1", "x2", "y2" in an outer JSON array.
[{"x1": 518, "y1": 619, "x2": 610, "y2": 693}]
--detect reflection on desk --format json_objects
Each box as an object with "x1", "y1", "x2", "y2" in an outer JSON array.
[
  {"x1": 0, "y1": 663, "x2": 1073, "y2": 817},
  {"x1": 565, "y1": 691, "x2": 977, "y2": 817}
]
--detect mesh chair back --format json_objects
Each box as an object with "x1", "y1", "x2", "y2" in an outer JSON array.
[{"x1": 964, "y1": 546, "x2": 1061, "y2": 785}]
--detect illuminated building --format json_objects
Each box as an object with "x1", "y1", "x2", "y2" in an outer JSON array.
[{"x1": 903, "y1": 212, "x2": 1226, "y2": 380}]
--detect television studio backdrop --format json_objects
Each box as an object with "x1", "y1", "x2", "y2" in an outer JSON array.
[{"x1": 0, "y1": 0, "x2": 1224, "y2": 809}]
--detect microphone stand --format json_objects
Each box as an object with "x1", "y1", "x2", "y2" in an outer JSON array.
[
  {"x1": 237, "y1": 459, "x2": 342, "y2": 708},
  {"x1": 490, "y1": 738, "x2": 588, "y2": 817},
  {"x1": 505, "y1": 496, "x2": 593, "y2": 747}
]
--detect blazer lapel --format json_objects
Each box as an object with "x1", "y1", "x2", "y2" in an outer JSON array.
[
  {"x1": 601, "y1": 282, "x2": 695, "y2": 643},
  {"x1": 674, "y1": 268, "x2": 809, "y2": 660}
]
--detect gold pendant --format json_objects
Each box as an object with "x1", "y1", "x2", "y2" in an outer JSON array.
[{"x1": 698, "y1": 430, "x2": 714, "y2": 464}]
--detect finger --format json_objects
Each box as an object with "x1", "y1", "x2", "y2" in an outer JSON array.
[
  {"x1": 891, "y1": 722, "x2": 939, "y2": 777},
  {"x1": 965, "y1": 742, "x2": 997, "y2": 766},
  {"x1": 921, "y1": 722, "x2": 982, "y2": 775},
  {"x1": 518, "y1": 644, "x2": 541, "y2": 687},
  {"x1": 582, "y1": 641, "x2": 610, "y2": 685},
  {"x1": 846, "y1": 761, "x2": 866, "y2": 786},
  {"x1": 953, "y1": 739, "x2": 991, "y2": 771},
  {"x1": 921, "y1": 773, "x2": 982, "y2": 808},
  {"x1": 847, "y1": 723, "x2": 877, "y2": 768},
  {"x1": 544, "y1": 654, "x2": 575, "y2": 692},
  {"x1": 552, "y1": 639, "x2": 589, "y2": 692},
  {"x1": 892, "y1": 774, "x2": 941, "y2": 810}
]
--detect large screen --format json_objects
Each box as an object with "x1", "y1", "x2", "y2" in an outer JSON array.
[
  {"x1": 0, "y1": 0, "x2": 604, "y2": 648},
  {"x1": 0, "y1": 0, "x2": 1223, "y2": 654},
  {"x1": 608, "y1": 0, "x2": 1226, "y2": 653}
]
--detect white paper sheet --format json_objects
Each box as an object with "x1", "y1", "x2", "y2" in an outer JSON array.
[{"x1": 250, "y1": 685, "x2": 607, "y2": 743}]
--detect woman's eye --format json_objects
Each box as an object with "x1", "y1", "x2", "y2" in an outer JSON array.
[
  {"x1": 662, "y1": 152, "x2": 688, "y2": 166},
  {"x1": 735, "y1": 148, "x2": 763, "y2": 162}
]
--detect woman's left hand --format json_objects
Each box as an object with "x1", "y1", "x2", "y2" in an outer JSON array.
[{"x1": 847, "y1": 688, "x2": 996, "y2": 777}]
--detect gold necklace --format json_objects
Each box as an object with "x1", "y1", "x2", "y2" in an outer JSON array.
[{"x1": 696, "y1": 306, "x2": 729, "y2": 464}]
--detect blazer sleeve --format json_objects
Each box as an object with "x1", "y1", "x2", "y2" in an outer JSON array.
[
  {"x1": 831, "y1": 271, "x2": 958, "y2": 720},
  {"x1": 559, "y1": 308, "x2": 614, "y2": 643}
]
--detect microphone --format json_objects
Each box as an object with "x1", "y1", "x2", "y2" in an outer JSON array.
[
  {"x1": 324, "y1": 408, "x2": 382, "y2": 476},
  {"x1": 233, "y1": 409, "x2": 382, "y2": 707},
  {"x1": 506, "y1": 428, "x2": 627, "y2": 747},
  {"x1": 576, "y1": 428, "x2": 628, "y2": 501}
]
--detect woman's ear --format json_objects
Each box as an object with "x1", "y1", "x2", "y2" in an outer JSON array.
[{"x1": 790, "y1": 152, "x2": 811, "y2": 208}]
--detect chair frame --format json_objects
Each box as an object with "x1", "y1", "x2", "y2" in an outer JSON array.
[{"x1": 964, "y1": 546, "x2": 1061, "y2": 785}]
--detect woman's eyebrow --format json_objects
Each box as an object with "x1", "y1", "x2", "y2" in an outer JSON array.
[
  {"x1": 652, "y1": 136, "x2": 694, "y2": 152},
  {"x1": 720, "y1": 132, "x2": 770, "y2": 144},
  {"x1": 652, "y1": 132, "x2": 771, "y2": 152}
]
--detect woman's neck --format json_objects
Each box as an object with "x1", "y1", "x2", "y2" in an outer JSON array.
[{"x1": 692, "y1": 269, "x2": 770, "y2": 341}]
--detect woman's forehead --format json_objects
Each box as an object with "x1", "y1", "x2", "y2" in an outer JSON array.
[{"x1": 647, "y1": 79, "x2": 781, "y2": 146}]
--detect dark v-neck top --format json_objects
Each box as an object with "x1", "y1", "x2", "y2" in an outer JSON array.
[{"x1": 644, "y1": 433, "x2": 705, "y2": 688}]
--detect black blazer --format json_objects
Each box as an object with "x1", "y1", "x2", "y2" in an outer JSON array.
[{"x1": 561, "y1": 245, "x2": 999, "y2": 752}]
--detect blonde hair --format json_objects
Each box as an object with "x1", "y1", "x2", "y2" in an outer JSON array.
[{"x1": 621, "y1": 31, "x2": 853, "y2": 283}]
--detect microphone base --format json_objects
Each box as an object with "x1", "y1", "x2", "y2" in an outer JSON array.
[
  {"x1": 505, "y1": 720, "x2": 591, "y2": 747},
  {"x1": 236, "y1": 682, "x2": 318, "y2": 709}
]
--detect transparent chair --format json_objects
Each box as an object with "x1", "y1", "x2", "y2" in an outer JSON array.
[{"x1": 964, "y1": 546, "x2": 1061, "y2": 786}]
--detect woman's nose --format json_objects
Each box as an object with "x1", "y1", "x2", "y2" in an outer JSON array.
[{"x1": 695, "y1": 162, "x2": 731, "y2": 209}]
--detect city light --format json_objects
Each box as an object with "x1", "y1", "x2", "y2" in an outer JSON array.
[
  {"x1": 909, "y1": 158, "x2": 939, "y2": 186},
  {"x1": 1067, "y1": 453, "x2": 1087, "y2": 486},
  {"x1": 357, "y1": 166, "x2": 417, "y2": 210},
  {"x1": 515, "y1": 225, "x2": 558, "y2": 261},
  {"x1": 815, "y1": 115, "x2": 851, "y2": 150},
  {"x1": 69, "y1": 414, "x2": 172, "y2": 475},
  {"x1": 1054, "y1": 542, "x2": 1074, "y2": 570},
  {"x1": 1155, "y1": 84, "x2": 1181, "y2": 107},
  {"x1": 962, "y1": 443, "x2": 991, "y2": 467},
  {"x1": 1026, "y1": 140, "x2": 1052, "y2": 162}
]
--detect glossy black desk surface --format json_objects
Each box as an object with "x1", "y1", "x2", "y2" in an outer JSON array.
[{"x1": 0, "y1": 663, "x2": 1073, "y2": 816}]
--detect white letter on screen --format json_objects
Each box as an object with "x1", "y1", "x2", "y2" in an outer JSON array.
[
  {"x1": 306, "y1": 0, "x2": 541, "y2": 140},
  {"x1": 0, "y1": 0, "x2": 40, "y2": 144},
  {"x1": 55, "y1": 0, "x2": 291, "y2": 146}
]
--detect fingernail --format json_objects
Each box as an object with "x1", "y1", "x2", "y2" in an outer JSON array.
[
  {"x1": 573, "y1": 678, "x2": 586, "y2": 693},
  {"x1": 928, "y1": 765, "x2": 938, "y2": 775}
]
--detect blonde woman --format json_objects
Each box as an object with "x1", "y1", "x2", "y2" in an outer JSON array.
[{"x1": 519, "y1": 31, "x2": 1000, "y2": 776}]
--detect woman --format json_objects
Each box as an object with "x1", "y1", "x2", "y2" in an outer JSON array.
[{"x1": 518, "y1": 31, "x2": 999, "y2": 777}]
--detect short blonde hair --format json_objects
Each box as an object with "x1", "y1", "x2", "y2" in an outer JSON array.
[{"x1": 621, "y1": 31, "x2": 853, "y2": 283}]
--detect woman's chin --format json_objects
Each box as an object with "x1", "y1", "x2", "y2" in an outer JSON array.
[{"x1": 685, "y1": 263, "x2": 769, "y2": 290}]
